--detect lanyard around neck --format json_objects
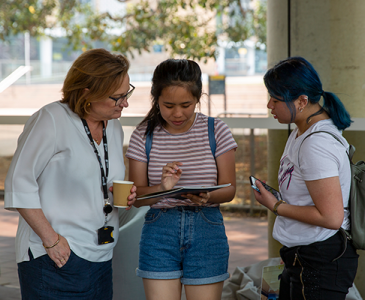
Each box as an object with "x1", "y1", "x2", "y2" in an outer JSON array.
[{"x1": 81, "y1": 119, "x2": 109, "y2": 200}]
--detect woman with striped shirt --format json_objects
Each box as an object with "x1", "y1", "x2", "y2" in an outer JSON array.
[{"x1": 126, "y1": 59, "x2": 237, "y2": 300}]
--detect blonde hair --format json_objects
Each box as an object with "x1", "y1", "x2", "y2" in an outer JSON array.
[{"x1": 61, "y1": 48, "x2": 130, "y2": 118}]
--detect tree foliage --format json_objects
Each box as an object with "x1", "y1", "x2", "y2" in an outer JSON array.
[{"x1": 0, "y1": 0, "x2": 266, "y2": 61}]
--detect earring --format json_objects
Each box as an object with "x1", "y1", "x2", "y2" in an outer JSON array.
[
  {"x1": 87, "y1": 103, "x2": 91, "y2": 107},
  {"x1": 299, "y1": 107, "x2": 304, "y2": 113}
]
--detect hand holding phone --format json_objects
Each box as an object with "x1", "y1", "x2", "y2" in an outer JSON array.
[{"x1": 249, "y1": 176, "x2": 282, "y2": 200}]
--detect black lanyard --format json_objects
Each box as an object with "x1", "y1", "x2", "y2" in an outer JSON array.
[{"x1": 81, "y1": 119, "x2": 109, "y2": 200}]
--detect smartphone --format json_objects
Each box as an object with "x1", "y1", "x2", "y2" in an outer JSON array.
[{"x1": 249, "y1": 176, "x2": 282, "y2": 200}]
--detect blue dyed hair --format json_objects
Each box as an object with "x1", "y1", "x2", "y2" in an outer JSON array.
[{"x1": 263, "y1": 56, "x2": 352, "y2": 130}]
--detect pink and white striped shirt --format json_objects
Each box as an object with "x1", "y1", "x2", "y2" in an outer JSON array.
[{"x1": 126, "y1": 113, "x2": 237, "y2": 208}]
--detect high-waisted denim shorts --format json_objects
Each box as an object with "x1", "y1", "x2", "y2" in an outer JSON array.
[{"x1": 136, "y1": 206, "x2": 230, "y2": 285}]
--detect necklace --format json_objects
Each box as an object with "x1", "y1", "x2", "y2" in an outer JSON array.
[{"x1": 91, "y1": 121, "x2": 103, "y2": 144}]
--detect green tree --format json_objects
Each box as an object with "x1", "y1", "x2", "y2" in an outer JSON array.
[{"x1": 0, "y1": 0, "x2": 266, "y2": 61}]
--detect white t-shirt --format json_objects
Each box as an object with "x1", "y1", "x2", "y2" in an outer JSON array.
[
  {"x1": 126, "y1": 113, "x2": 237, "y2": 208},
  {"x1": 273, "y1": 119, "x2": 351, "y2": 247},
  {"x1": 5, "y1": 101, "x2": 125, "y2": 263}
]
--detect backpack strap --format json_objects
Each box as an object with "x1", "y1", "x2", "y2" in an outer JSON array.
[
  {"x1": 145, "y1": 121, "x2": 153, "y2": 164},
  {"x1": 298, "y1": 130, "x2": 350, "y2": 167},
  {"x1": 208, "y1": 117, "x2": 216, "y2": 158},
  {"x1": 348, "y1": 144, "x2": 356, "y2": 163},
  {"x1": 145, "y1": 117, "x2": 216, "y2": 164},
  {"x1": 298, "y1": 130, "x2": 352, "y2": 212}
]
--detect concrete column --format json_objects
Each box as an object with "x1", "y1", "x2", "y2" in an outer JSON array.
[
  {"x1": 39, "y1": 36, "x2": 52, "y2": 78},
  {"x1": 267, "y1": 131, "x2": 287, "y2": 258},
  {"x1": 244, "y1": 39, "x2": 255, "y2": 76},
  {"x1": 24, "y1": 32, "x2": 31, "y2": 84},
  {"x1": 267, "y1": 0, "x2": 365, "y2": 296},
  {"x1": 216, "y1": 45, "x2": 226, "y2": 75},
  {"x1": 266, "y1": 0, "x2": 289, "y2": 259}
]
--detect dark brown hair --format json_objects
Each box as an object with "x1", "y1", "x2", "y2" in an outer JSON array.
[
  {"x1": 141, "y1": 59, "x2": 202, "y2": 136},
  {"x1": 61, "y1": 48, "x2": 130, "y2": 118}
]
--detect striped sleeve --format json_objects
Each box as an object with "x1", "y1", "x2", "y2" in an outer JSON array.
[
  {"x1": 125, "y1": 125, "x2": 148, "y2": 163},
  {"x1": 214, "y1": 118, "x2": 238, "y2": 157}
]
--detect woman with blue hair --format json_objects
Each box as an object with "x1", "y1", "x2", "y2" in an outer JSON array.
[{"x1": 253, "y1": 57, "x2": 358, "y2": 299}]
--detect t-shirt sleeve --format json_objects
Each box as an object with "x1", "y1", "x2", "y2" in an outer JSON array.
[
  {"x1": 299, "y1": 134, "x2": 341, "y2": 181},
  {"x1": 125, "y1": 126, "x2": 148, "y2": 163},
  {"x1": 5, "y1": 108, "x2": 56, "y2": 209},
  {"x1": 214, "y1": 119, "x2": 238, "y2": 157}
]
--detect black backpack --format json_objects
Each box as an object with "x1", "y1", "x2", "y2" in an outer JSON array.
[{"x1": 300, "y1": 131, "x2": 365, "y2": 250}]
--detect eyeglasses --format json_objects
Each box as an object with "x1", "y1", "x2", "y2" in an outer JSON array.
[{"x1": 109, "y1": 84, "x2": 135, "y2": 106}]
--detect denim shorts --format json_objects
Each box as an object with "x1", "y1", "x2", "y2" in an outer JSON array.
[{"x1": 137, "y1": 206, "x2": 230, "y2": 285}]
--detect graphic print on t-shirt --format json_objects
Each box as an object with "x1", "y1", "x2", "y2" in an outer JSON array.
[{"x1": 278, "y1": 155, "x2": 294, "y2": 190}]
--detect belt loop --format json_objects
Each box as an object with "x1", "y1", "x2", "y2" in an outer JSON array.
[{"x1": 28, "y1": 248, "x2": 34, "y2": 261}]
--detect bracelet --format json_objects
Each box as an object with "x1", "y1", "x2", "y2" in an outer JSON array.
[
  {"x1": 273, "y1": 200, "x2": 286, "y2": 216},
  {"x1": 43, "y1": 234, "x2": 60, "y2": 249}
]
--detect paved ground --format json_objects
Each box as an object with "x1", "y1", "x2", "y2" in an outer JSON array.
[
  {"x1": 0, "y1": 199, "x2": 20, "y2": 300},
  {"x1": 0, "y1": 198, "x2": 268, "y2": 300}
]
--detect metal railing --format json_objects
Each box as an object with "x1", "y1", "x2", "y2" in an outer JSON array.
[
  {"x1": 0, "y1": 60, "x2": 73, "y2": 85},
  {"x1": 2, "y1": 113, "x2": 365, "y2": 211}
]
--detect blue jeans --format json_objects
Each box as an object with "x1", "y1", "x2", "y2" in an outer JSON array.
[
  {"x1": 18, "y1": 249, "x2": 113, "y2": 300},
  {"x1": 137, "y1": 206, "x2": 230, "y2": 285}
]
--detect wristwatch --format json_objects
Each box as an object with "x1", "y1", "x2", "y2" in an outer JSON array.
[{"x1": 273, "y1": 200, "x2": 286, "y2": 216}]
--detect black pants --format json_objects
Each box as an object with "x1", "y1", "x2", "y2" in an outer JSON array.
[{"x1": 279, "y1": 231, "x2": 358, "y2": 300}]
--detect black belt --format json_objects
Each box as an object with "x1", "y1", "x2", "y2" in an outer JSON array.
[
  {"x1": 161, "y1": 206, "x2": 202, "y2": 212},
  {"x1": 176, "y1": 206, "x2": 201, "y2": 212}
]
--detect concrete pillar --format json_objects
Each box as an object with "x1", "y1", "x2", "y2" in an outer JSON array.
[
  {"x1": 244, "y1": 39, "x2": 255, "y2": 76},
  {"x1": 267, "y1": 0, "x2": 365, "y2": 296},
  {"x1": 266, "y1": 0, "x2": 289, "y2": 259},
  {"x1": 267, "y1": 131, "x2": 287, "y2": 258},
  {"x1": 39, "y1": 36, "x2": 52, "y2": 78},
  {"x1": 216, "y1": 45, "x2": 226, "y2": 75},
  {"x1": 24, "y1": 32, "x2": 31, "y2": 84}
]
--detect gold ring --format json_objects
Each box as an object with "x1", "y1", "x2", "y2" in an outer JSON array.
[{"x1": 61, "y1": 259, "x2": 65, "y2": 262}]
